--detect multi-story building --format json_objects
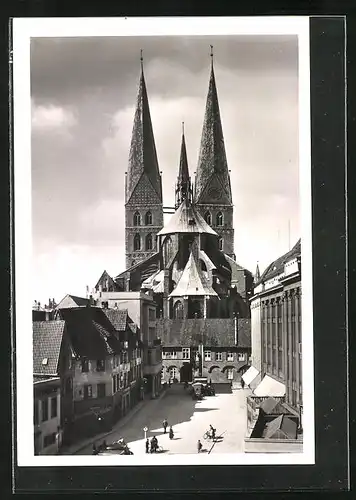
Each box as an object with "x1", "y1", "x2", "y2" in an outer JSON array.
[
  {"x1": 32, "y1": 320, "x2": 74, "y2": 452},
  {"x1": 243, "y1": 240, "x2": 302, "y2": 451},
  {"x1": 91, "y1": 52, "x2": 253, "y2": 386},
  {"x1": 56, "y1": 305, "x2": 143, "y2": 442},
  {"x1": 33, "y1": 377, "x2": 61, "y2": 455},
  {"x1": 88, "y1": 288, "x2": 162, "y2": 399}
]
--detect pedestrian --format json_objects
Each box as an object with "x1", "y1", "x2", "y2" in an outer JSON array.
[
  {"x1": 150, "y1": 435, "x2": 158, "y2": 453},
  {"x1": 197, "y1": 439, "x2": 202, "y2": 453},
  {"x1": 169, "y1": 426, "x2": 174, "y2": 440},
  {"x1": 163, "y1": 418, "x2": 168, "y2": 434},
  {"x1": 168, "y1": 378, "x2": 172, "y2": 388},
  {"x1": 145, "y1": 438, "x2": 149, "y2": 454},
  {"x1": 241, "y1": 377, "x2": 245, "y2": 389}
]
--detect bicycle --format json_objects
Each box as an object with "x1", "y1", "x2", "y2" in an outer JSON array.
[{"x1": 203, "y1": 431, "x2": 214, "y2": 440}]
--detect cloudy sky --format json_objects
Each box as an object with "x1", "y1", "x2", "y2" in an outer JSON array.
[{"x1": 31, "y1": 35, "x2": 300, "y2": 304}]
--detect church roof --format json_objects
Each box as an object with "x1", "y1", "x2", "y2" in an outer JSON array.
[
  {"x1": 157, "y1": 199, "x2": 218, "y2": 237},
  {"x1": 125, "y1": 63, "x2": 162, "y2": 203},
  {"x1": 194, "y1": 60, "x2": 232, "y2": 204},
  {"x1": 169, "y1": 252, "x2": 218, "y2": 297}
]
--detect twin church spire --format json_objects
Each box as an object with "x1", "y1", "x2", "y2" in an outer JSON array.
[{"x1": 125, "y1": 48, "x2": 234, "y2": 268}]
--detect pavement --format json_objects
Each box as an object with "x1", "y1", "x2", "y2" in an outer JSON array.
[
  {"x1": 74, "y1": 383, "x2": 250, "y2": 455},
  {"x1": 61, "y1": 390, "x2": 168, "y2": 455}
]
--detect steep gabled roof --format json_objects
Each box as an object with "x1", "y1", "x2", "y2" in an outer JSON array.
[
  {"x1": 102, "y1": 309, "x2": 128, "y2": 331},
  {"x1": 126, "y1": 64, "x2": 162, "y2": 204},
  {"x1": 58, "y1": 307, "x2": 120, "y2": 359},
  {"x1": 170, "y1": 252, "x2": 218, "y2": 297},
  {"x1": 33, "y1": 320, "x2": 66, "y2": 376},
  {"x1": 194, "y1": 60, "x2": 232, "y2": 204},
  {"x1": 56, "y1": 294, "x2": 90, "y2": 309},
  {"x1": 157, "y1": 199, "x2": 218, "y2": 237}
]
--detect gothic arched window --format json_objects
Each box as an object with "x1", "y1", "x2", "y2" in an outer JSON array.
[
  {"x1": 134, "y1": 233, "x2": 141, "y2": 251},
  {"x1": 133, "y1": 211, "x2": 141, "y2": 226},
  {"x1": 216, "y1": 212, "x2": 223, "y2": 226},
  {"x1": 174, "y1": 300, "x2": 184, "y2": 319},
  {"x1": 163, "y1": 236, "x2": 173, "y2": 266},
  {"x1": 218, "y1": 237, "x2": 223, "y2": 251},
  {"x1": 204, "y1": 211, "x2": 212, "y2": 225},
  {"x1": 145, "y1": 233, "x2": 153, "y2": 251},
  {"x1": 145, "y1": 211, "x2": 153, "y2": 225}
]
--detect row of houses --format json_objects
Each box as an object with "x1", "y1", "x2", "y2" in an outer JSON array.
[{"x1": 33, "y1": 292, "x2": 162, "y2": 455}]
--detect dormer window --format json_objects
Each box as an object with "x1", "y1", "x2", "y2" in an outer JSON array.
[
  {"x1": 216, "y1": 212, "x2": 223, "y2": 226},
  {"x1": 188, "y1": 218, "x2": 196, "y2": 225},
  {"x1": 42, "y1": 358, "x2": 48, "y2": 365},
  {"x1": 133, "y1": 211, "x2": 141, "y2": 226},
  {"x1": 218, "y1": 237, "x2": 223, "y2": 251}
]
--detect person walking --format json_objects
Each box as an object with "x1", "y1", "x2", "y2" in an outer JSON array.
[
  {"x1": 169, "y1": 426, "x2": 174, "y2": 440},
  {"x1": 150, "y1": 436, "x2": 158, "y2": 453},
  {"x1": 162, "y1": 418, "x2": 168, "y2": 434},
  {"x1": 241, "y1": 377, "x2": 245, "y2": 389},
  {"x1": 197, "y1": 439, "x2": 202, "y2": 453},
  {"x1": 145, "y1": 438, "x2": 149, "y2": 454}
]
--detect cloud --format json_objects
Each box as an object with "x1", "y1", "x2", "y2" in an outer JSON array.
[{"x1": 32, "y1": 102, "x2": 77, "y2": 132}]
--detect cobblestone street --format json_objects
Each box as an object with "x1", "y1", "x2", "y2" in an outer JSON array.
[{"x1": 76, "y1": 384, "x2": 249, "y2": 455}]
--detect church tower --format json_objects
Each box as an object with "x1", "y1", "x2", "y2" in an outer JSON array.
[
  {"x1": 125, "y1": 52, "x2": 164, "y2": 269},
  {"x1": 194, "y1": 47, "x2": 235, "y2": 259},
  {"x1": 175, "y1": 122, "x2": 193, "y2": 209}
]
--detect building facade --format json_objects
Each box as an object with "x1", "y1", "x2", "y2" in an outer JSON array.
[
  {"x1": 244, "y1": 240, "x2": 302, "y2": 448},
  {"x1": 88, "y1": 289, "x2": 162, "y2": 399},
  {"x1": 33, "y1": 377, "x2": 62, "y2": 455}
]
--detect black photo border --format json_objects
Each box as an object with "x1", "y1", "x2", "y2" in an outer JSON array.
[{"x1": 6, "y1": 13, "x2": 349, "y2": 494}]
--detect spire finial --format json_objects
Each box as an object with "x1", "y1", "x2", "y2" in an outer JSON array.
[
  {"x1": 182, "y1": 121, "x2": 184, "y2": 135},
  {"x1": 210, "y1": 45, "x2": 214, "y2": 65},
  {"x1": 140, "y1": 49, "x2": 143, "y2": 69}
]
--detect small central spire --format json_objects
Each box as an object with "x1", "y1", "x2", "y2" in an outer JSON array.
[
  {"x1": 182, "y1": 121, "x2": 185, "y2": 135},
  {"x1": 140, "y1": 49, "x2": 143, "y2": 70},
  {"x1": 210, "y1": 45, "x2": 214, "y2": 66}
]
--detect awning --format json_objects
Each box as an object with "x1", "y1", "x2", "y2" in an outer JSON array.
[
  {"x1": 242, "y1": 366, "x2": 260, "y2": 386},
  {"x1": 253, "y1": 375, "x2": 286, "y2": 397}
]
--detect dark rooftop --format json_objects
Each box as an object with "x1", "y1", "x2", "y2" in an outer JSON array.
[
  {"x1": 156, "y1": 318, "x2": 250, "y2": 348},
  {"x1": 33, "y1": 320, "x2": 66, "y2": 376},
  {"x1": 258, "y1": 239, "x2": 301, "y2": 285}
]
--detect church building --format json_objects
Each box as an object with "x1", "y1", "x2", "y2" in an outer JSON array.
[{"x1": 92, "y1": 50, "x2": 254, "y2": 386}]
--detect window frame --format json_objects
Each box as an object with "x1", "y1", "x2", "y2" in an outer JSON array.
[
  {"x1": 216, "y1": 211, "x2": 224, "y2": 226},
  {"x1": 182, "y1": 347, "x2": 190, "y2": 360},
  {"x1": 215, "y1": 352, "x2": 223, "y2": 362},
  {"x1": 133, "y1": 233, "x2": 141, "y2": 251},
  {"x1": 41, "y1": 399, "x2": 48, "y2": 422},
  {"x1": 204, "y1": 350, "x2": 212, "y2": 361},
  {"x1": 145, "y1": 211, "x2": 153, "y2": 225},
  {"x1": 227, "y1": 352, "x2": 234, "y2": 362},
  {"x1": 97, "y1": 383, "x2": 106, "y2": 399},
  {"x1": 133, "y1": 211, "x2": 141, "y2": 226},
  {"x1": 50, "y1": 395, "x2": 57, "y2": 419}
]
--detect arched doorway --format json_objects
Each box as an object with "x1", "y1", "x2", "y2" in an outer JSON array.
[{"x1": 180, "y1": 362, "x2": 193, "y2": 383}]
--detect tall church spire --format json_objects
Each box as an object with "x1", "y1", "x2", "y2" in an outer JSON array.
[
  {"x1": 194, "y1": 49, "x2": 232, "y2": 204},
  {"x1": 125, "y1": 51, "x2": 162, "y2": 204},
  {"x1": 193, "y1": 49, "x2": 235, "y2": 259},
  {"x1": 175, "y1": 122, "x2": 192, "y2": 208},
  {"x1": 125, "y1": 53, "x2": 164, "y2": 270},
  {"x1": 255, "y1": 262, "x2": 261, "y2": 282}
]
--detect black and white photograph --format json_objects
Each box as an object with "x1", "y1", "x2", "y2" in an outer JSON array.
[{"x1": 13, "y1": 17, "x2": 315, "y2": 467}]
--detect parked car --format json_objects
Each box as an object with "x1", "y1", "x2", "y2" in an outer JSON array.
[{"x1": 93, "y1": 439, "x2": 133, "y2": 455}]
